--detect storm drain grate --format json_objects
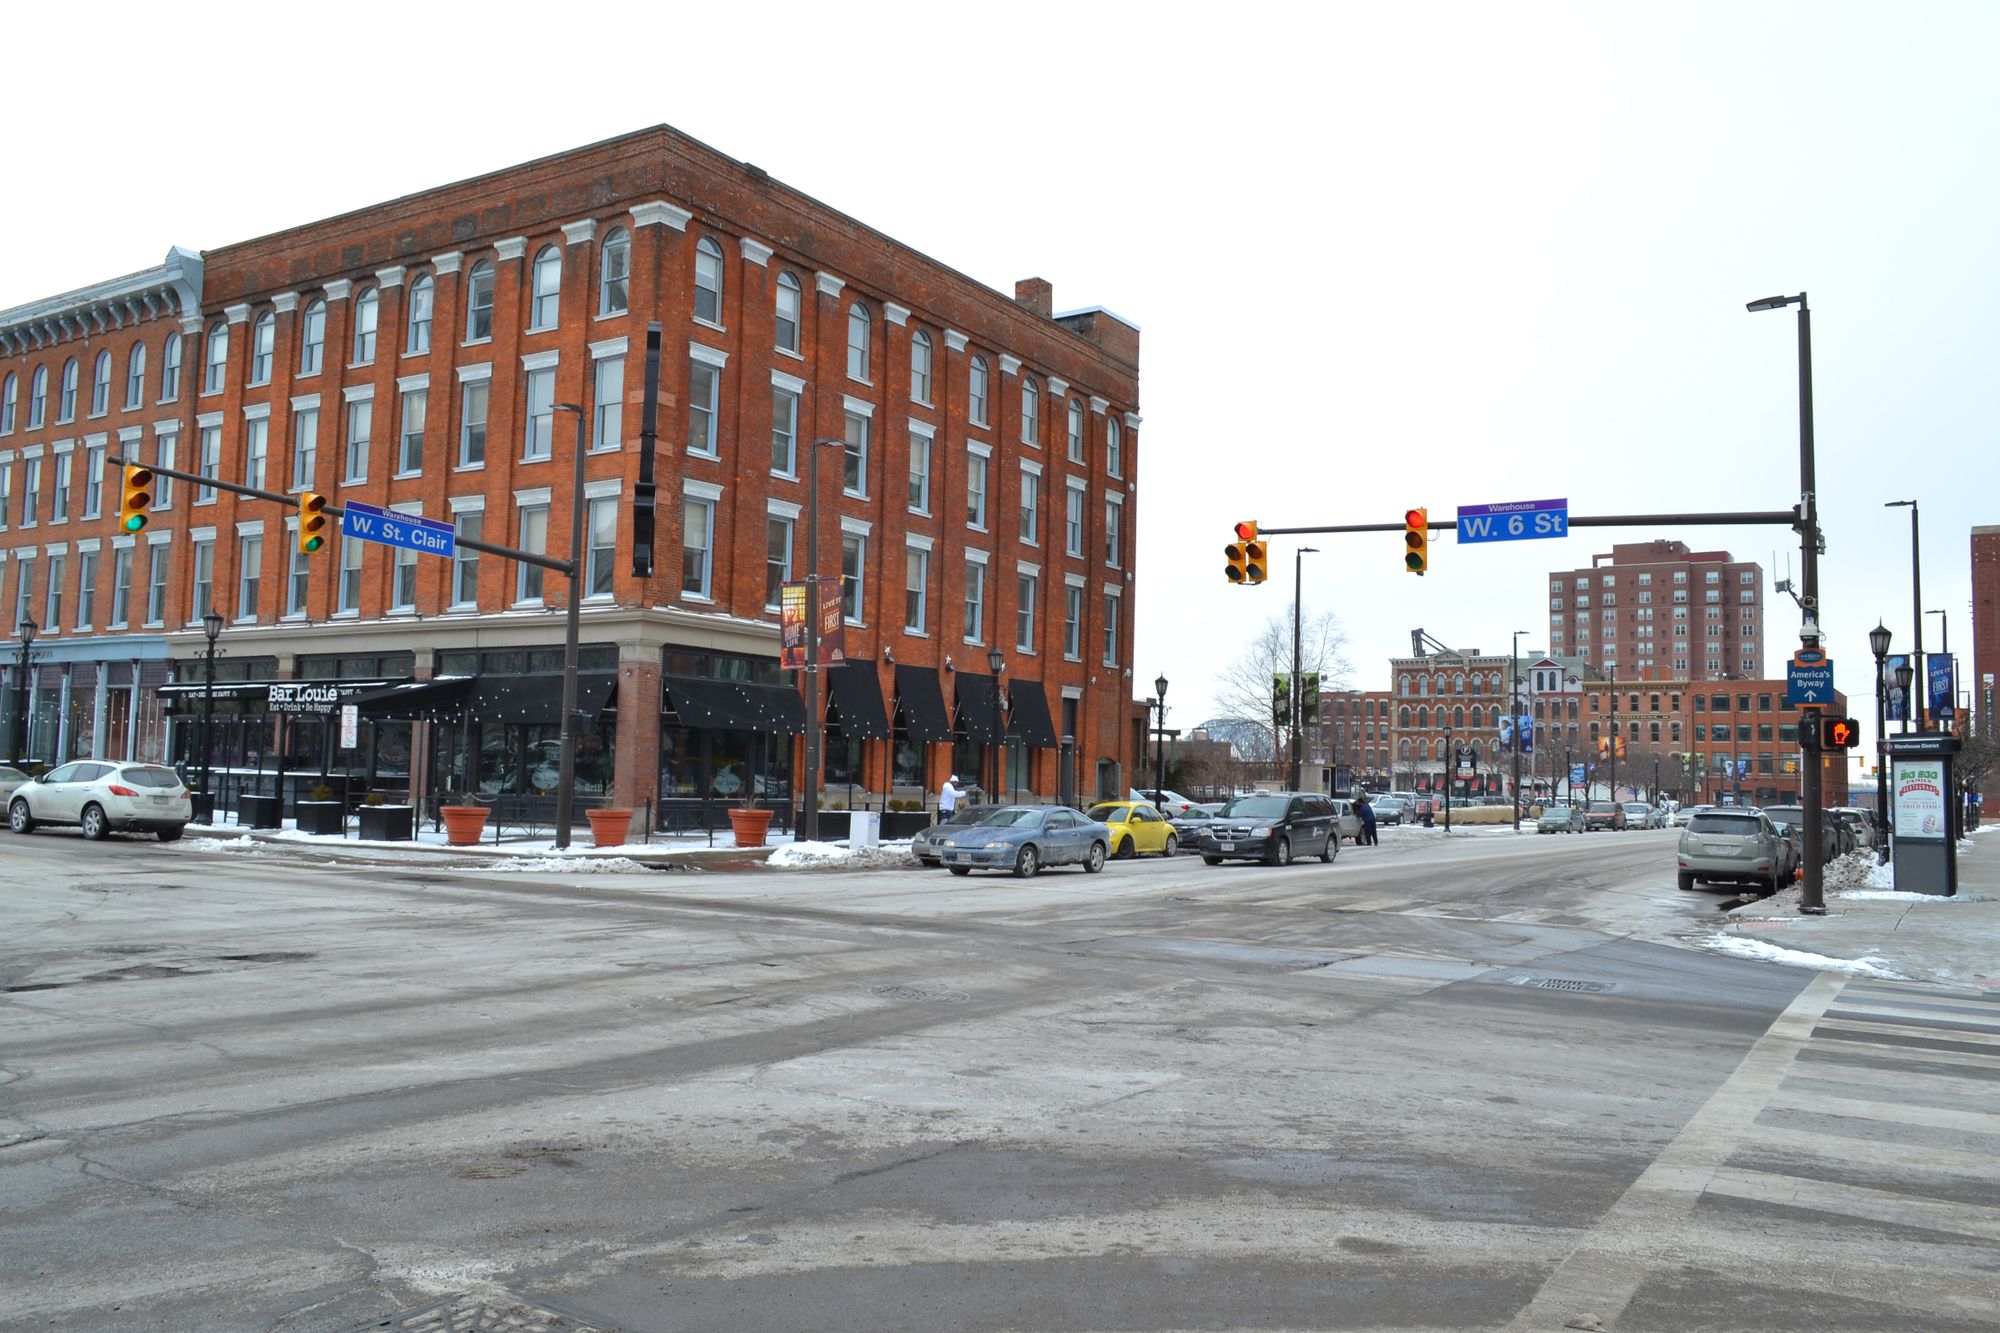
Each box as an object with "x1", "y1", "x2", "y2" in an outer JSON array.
[
  {"x1": 1516, "y1": 976, "x2": 1614, "y2": 994},
  {"x1": 349, "y1": 1293, "x2": 626, "y2": 1333},
  {"x1": 870, "y1": 983, "x2": 968, "y2": 1003}
]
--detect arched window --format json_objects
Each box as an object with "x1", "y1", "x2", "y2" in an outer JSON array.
[
  {"x1": 91, "y1": 350, "x2": 113, "y2": 413},
  {"x1": 694, "y1": 237, "x2": 723, "y2": 324},
  {"x1": 1399, "y1": 739, "x2": 1411, "y2": 760},
  {"x1": 1107, "y1": 416, "x2": 1123, "y2": 475},
  {"x1": 599, "y1": 227, "x2": 630, "y2": 316},
  {"x1": 59, "y1": 357, "x2": 79, "y2": 420},
  {"x1": 1434, "y1": 738, "x2": 1448, "y2": 761},
  {"x1": 352, "y1": 287, "x2": 379, "y2": 363},
  {"x1": 1470, "y1": 705, "x2": 1484, "y2": 728},
  {"x1": 1417, "y1": 675, "x2": 1428, "y2": 696},
  {"x1": 529, "y1": 245, "x2": 562, "y2": 330},
  {"x1": 1453, "y1": 706, "x2": 1465, "y2": 728},
  {"x1": 299, "y1": 299, "x2": 326, "y2": 375},
  {"x1": 203, "y1": 323, "x2": 229, "y2": 393},
  {"x1": 1398, "y1": 705, "x2": 1411, "y2": 728},
  {"x1": 30, "y1": 365, "x2": 49, "y2": 426},
  {"x1": 774, "y1": 272, "x2": 802, "y2": 353},
  {"x1": 249, "y1": 312, "x2": 275, "y2": 384},
  {"x1": 161, "y1": 332, "x2": 182, "y2": 400},
  {"x1": 910, "y1": 329, "x2": 933, "y2": 403},
  {"x1": 1417, "y1": 706, "x2": 1429, "y2": 729},
  {"x1": 465, "y1": 261, "x2": 495, "y2": 342},
  {"x1": 1398, "y1": 673, "x2": 1410, "y2": 695},
  {"x1": 1453, "y1": 672, "x2": 1465, "y2": 694},
  {"x1": 405, "y1": 274, "x2": 434, "y2": 355},
  {"x1": 968, "y1": 355, "x2": 989, "y2": 425},
  {"x1": 1020, "y1": 377, "x2": 1039, "y2": 445},
  {"x1": 125, "y1": 343, "x2": 147, "y2": 408},
  {"x1": 0, "y1": 372, "x2": 15, "y2": 433},
  {"x1": 846, "y1": 301, "x2": 870, "y2": 380},
  {"x1": 1491, "y1": 671, "x2": 1504, "y2": 692},
  {"x1": 1434, "y1": 673, "x2": 1448, "y2": 694}
]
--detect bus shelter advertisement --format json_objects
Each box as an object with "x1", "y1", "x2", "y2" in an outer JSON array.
[{"x1": 1893, "y1": 758, "x2": 1948, "y2": 839}]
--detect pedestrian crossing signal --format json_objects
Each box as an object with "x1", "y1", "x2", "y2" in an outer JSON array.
[
  {"x1": 118, "y1": 464, "x2": 154, "y2": 534},
  {"x1": 298, "y1": 491, "x2": 329, "y2": 555},
  {"x1": 1821, "y1": 716, "x2": 1860, "y2": 749},
  {"x1": 1404, "y1": 508, "x2": 1428, "y2": 575}
]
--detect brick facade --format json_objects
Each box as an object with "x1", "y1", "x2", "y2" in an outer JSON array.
[{"x1": 1548, "y1": 539, "x2": 1765, "y2": 682}]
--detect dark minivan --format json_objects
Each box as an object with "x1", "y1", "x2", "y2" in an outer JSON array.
[{"x1": 1199, "y1": 792, "x2": 1339, "y2": 866}]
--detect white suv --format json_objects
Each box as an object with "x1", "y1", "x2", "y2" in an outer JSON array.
[{"x1": 9, "y1": 762, "x2": 193, "y2": 841}]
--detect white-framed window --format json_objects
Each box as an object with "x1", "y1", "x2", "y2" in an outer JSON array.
[
  {"x1": 29, "y1": 365, "x2": 49, "y2": 426},
  {"x1": 910, "y1": 329, "x2": 933, "y2": 403},
  {"x1": 1020, "y1": 377, "x2": 1039, "y2": 446},
  {"x1": 452, "y1": 508, "x2": 482, "y2": 606},
  {"x1": 687, "y1": 357, "x2": 719, "y2": 456},
  {"x1": 249, "y1": 313, "x2": 275, "y2": 385},
  {"x1": 344, "y1": 396, "x2": 372, "y2": 483},
  {"x1": 14, "y1": 554, "x2": 36, "y2": 626},
  {"x1": 1, "y1": 372, "x2": 15, "y2": 433},
  {"x1": 153, "y1": 430, "x2": 175, "y2": 508},
  {"x1": 203, "y1": 325, "x2": 228, "y2": 394},
  {"x1": 191, "y1": 537, "x2": 215, "y2": 621},
  {"x1": 124, "y1": 347, "x2": 147, "y2": 409},
  {"x1": 337, "y1": 534, "x2": 363, "y2": 614},
  {"x1": 592, "y1": 354, "x2": 624, "y2": 451},
  {"x1": 843, "y1": 408, "x2": 869, "y2": 497},
  {"x1": 523, "y1": 365, "x2": 555, "y2": 460},
  {"x1": 351, "y1": 287, "x2": 378, "y2": 364},
  {"x1": 903, "y1": 538, "x2": 928, "y2": 633},
  {"x1": 285, "y1": 539, "x2": 309, "y2": 618},
  {"x1": 45, "y1": 550, "x2": 66, "y2": 629},
  {"x1": 1015, "y1": 569, "x2": 1037, "y2": 652},
  {"x1": 681, "y1": 493, "x2": 715, "y2": 599},
  {"x1": 907, "y1": 429, "x2": 932, "y2": 513},
  {"x1": 160, "y1": 332, "x2": 182, "y2": 401},
  {"x1": 22, "y1": 456, "x2": 42, "y2": 524},
  {"x1": 465, "y1": 260, "x2": 496, "y2": 342},
  {"x1": 1104, "y1": 496, "x2": 1123, "y2": 567},
  {"x1": 770, "y1": 381, "x2": 800, "y2": 476},
  {"x1": 51, "y1": 451, "x2": 71, "y2": 521},
  {"x1": 1065, "y1": 482, "x2": 1086, "y2": 556},
  {"x1": 774, "y1": 272, "x2": 802, "y2": 354},
  {"x1": 90, "y1": 351, "x2": 112, "y2": 414},
  {"x1": 389, "y1": 506, "x2": 419, "y2": 611},
  {"x1": 1101, "y1": 586, "x2": 1121, "y2": 666},
  {"x1": 846, "y1": 302, "x2": 870, "y2": 381},
  {"x1": 694, "y1": 237, "x2": 724, "y2": 325},
  {"x1": 292, "y1": 407, "x2": 318, "y2": 490},
  {"x1": 1066, "y1": 398, "x2": 1085, "y2": 462},
  {"x1": 599, "y1": 227, "x2": 631, "y2": 316},
  {"x1": 1705, "y1": 570, "x2": 1720, "y2": 584},
  {"x1": 243, "y1": 416, "x2": 268, "y2": 490},
  {"x1": 145, "y1": 542, "x2": 169, "y2": 624},
  {"x1": 82, "y1": 443, "x2": 105, "y2": 518},
  {"x1": 299, "y1": 300, "x2": 326, "y2": 375},
  {"x1": 764, "y1": 509, "x2": 795, "y2": 610},
  {"x1": 1063, "y1": 579, "x2": 1084, "y2": 660},
  {"x1": 111, "y1": 545, "x2": 133, "y2": 627},
  {"x1": 516, "y1": 498, "x2": 549, "y2": 605},
  {"x1": 0, "y1": 460, "x2": 11, "y2": 527},
  {"x1": 398, "y1": 388, "x2": 427, "y2": 475},
  {"x1": 586, "y1": 495, "x2": 618, "y2": 597},
  {"x1": 530, "y1": 246, "x2": 562, "y2": 330},
  {"x1": 963, "y1": 554, "x2": 987, "y2": 643},
  {"x1": 406, "y1": 274, "x2": 434, "y2": 355},
  {"x1": 237, "y1": 532, "x2": 262, "y2": 620},
  {"x1": 1107, "y1": 416, "x2": 1123, "y2": 476},
  {"x1": 59, "y1": 358, "x2": 78, "y2": 420},
  {"x1": 840, "y1": 529, "x2": 866, "y2": 622}
]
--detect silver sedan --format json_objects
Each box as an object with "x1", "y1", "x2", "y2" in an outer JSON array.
[{"x1": 934, "y1": 805, "x2": 1110, "y2": 877}]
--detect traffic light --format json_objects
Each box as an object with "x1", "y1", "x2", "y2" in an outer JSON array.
[
  {"x1": 1821, "y1": 716, "x2": 1860, "y2": 749},
  {"x1": 1403, "y1": 508, "x2": 1428, "y2": 575},
  {"x1": 1226, "y1": 521, "x2": 1267, "y2": 585},
  {"x1": 118, "y1": 464, "x2": 154, "y2": 534},
  {"x1": 297, "y1": 491, "x2": 329, "y2": 555}
]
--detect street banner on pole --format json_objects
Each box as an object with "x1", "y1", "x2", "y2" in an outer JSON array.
[
  {"x1": 1928, "y1": 654, "x2": 1955, "y2": 721},
  {"x1": 780, "y1": 579, "x2": 848, "y2": 669}
]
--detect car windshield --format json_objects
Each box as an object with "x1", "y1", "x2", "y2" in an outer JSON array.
[
  {"x1": 1220, "y1": 795, "x2": 1290, "y2": 819},
  {"x1": 982, "y1": 808, "x2": 1046, "y2": 828},
  {"x1": 1086, "y1": 804, "x2": 1131, "y2": 822},
  {"x1": 1689, "y1": 814, "x2": 1762, "y2": 835},
  {"x1": 1764, "y1": 807, "x2": 1805, "y2": 827},
  {"x1": 120, "y1": 766, "x2": 183, "y2": 789},
  {"x1": 1589, "y1": 801, "x2": 1617, "y2": 812},
  {"x1": 945, "y1": 804, "x2": 998, "y2": 826}
]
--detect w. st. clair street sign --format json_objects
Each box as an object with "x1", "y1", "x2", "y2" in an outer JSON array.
[
  {"x1": 341, "y1": 499, "x2": 456, "y2": 559},
  {"x1": 1455, "y1": 498, "x2": 1569, "y2": 544}
]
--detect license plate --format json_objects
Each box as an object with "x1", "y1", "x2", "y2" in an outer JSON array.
[
  {"x1": 948, "y1": 852, "x2": 965, "y2": 862},
  {"x1": 1219, "y1": 842, "x2": 1234, "y2": 852},
  {"x1": 150, "y1": 795, "x2": 173, "y2": 804}
]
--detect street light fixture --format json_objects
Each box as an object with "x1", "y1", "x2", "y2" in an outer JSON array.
[
  {"x1": 1884, "y1": 500, "x2": 1923, "y2": 732},
  {"x1": 1869, "y1": 621, "x2": 1892, "y2": 861},
  {"x1": 11, "y1": 617, "x2": 38, "y2": 764},
  {"x1": 201, "y1": 610, "x2": 225, "y2": 814},
  {"x1": 1153, "y1": 673, "x2": 1169, "y2": 801},
  {"x1": 798, "y1": 436, "x2": 852, "y2": 843},
  {"x1": 987, "y1": 648, "x2": 1006, "y2": 803}
]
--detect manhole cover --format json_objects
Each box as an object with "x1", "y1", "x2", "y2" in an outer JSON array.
[
  {"x1": 1515, "y1": 976, "x2": 1614, "y2": 993},
  {"x1": 870, "y1": 983, "x2": 967, "y2": 1003},
  {"x1": 350, "y1": 1293, "x2": 627, "y2": 1332}
]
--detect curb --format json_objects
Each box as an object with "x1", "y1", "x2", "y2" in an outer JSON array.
[{"x1": 186, "y1": 824, "x2": 778, "y2": 869}]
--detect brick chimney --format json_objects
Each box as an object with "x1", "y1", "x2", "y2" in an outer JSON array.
[{"x1": 1014, "y1": 277, "x2": 1053, "y2": 317}]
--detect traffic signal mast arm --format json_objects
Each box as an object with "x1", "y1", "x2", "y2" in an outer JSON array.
[
  {"x1": 1254, "y1": 507, "x2": 1802, "y2": 537},
  {"x1": 108, "y1": 453, "x2": 572, "y2": 574}
]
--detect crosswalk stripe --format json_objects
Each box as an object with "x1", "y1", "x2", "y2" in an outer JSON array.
[
  {"x1": 1828, "y1": 998, "x2": 2000, "y2": 1029},
  {"x1": 1813, "y1": 1017, "x2": 2000, "y2": 1053},
  {"x1": 1765, "y1": 1089, "x2": 2000, "y2": 1136},
  {"x1": 1736, "y1": 1119, "x2": 1998, "y2": 1177},
  {"x1": 1704, "y1": 1165, "x2": 2000, "y2": 1242}
]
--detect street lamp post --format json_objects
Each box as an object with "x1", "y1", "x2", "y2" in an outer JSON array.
[
  {"x1": 1884, "y1": 500, "x2": 1923, "y2": 731},
  {"x1": 1870, "y1": 621, "x2": 1892, "y2": 862},
  {"x1": 1926, "y1": 609, "x2": 1949, "y2": 732},
  {"x1": 1897, "y1": 661, "x2": 1915, "y2": 737},
  {"x1": 200, "y1": 610, "x2": 224, "y2": 809},
  {"x1": 1749, "y1": 291, "x2": 1827, "y2": 913},
  {"x1": 1510, "y1": 629, "x2": 1527, "y2": 831},
  {"x1": 987, "y1": 648, "x2": 1006, "y2": 803},
  {"x1": 1288, "y1": 547, "x2": 1318, "y2": 791},
  {"x1": 1153, "y1": 673, "x2": 1169, "y2": 800},
  {"x1": 547, "y1": 404, "x2": 594, "y2": 851},
  {"x1": 798, "y1": 437, "x2": 848, "y2": 843},
  {"x1": 11, "y1": 617, "x2": 38, "y2": 764}
]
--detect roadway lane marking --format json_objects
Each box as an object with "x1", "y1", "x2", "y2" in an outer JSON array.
[{"x1": 1702, "y1": 1165, "x2": 2000, "y2": 1242}]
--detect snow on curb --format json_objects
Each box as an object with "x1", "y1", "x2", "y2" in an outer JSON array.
[
  {"x1": 480, "y1": 856, "x2": 654, "y2": 874},
  {"x1": 767, "y1": 839, "x2": 917, "y2": 869},
  {"x1": 1700, "y1": 934, "x2": 1909, "y2": 980}
]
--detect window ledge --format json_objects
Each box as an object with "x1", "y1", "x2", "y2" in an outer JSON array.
[
  {"x1": 341, "y1": 477, "x2": 368, "y2": 488},
  {"x1": 776, "y1": 347, "x2": 805, "y2": 362},
  {"x1": 453, "y1": 463, "x2": 486, "y2": 473}
]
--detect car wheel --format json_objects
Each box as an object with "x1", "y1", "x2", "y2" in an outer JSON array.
[
  {"x1": 1162, "y1": 834, "x2": 1177, "y2": 858},
  {"x1": 1267, "y1": 836, "x2": 1291, "y2": 867},
  {"x1": 1084, "y1": 842, "x2": 1106, "y2": 873},
  {"x1": 949, "y1": 865, "x2": 972, "y2": 876},
  {"x1": 158, "y1": 825, "x2": 185, "y2": 843},
  {"x1": 1116, "y1": 837, "x2": 1134, "y2": 860},
  {"x1": 8, "y1": 799, "x2": 33, "y2": 835},
  {"x1": 1677, "y1": 871, "x2": 1695, "y2": 891},
  {"x1": 81, "y1": 803, "x2": 109, "y2": 841},
  {"x1": 1202, "y1": 855, "x2": 1223, "y2": 866},
  {"x1": 1320, "y1": 835, "x2": 1337, "y2": 863},
  {"x1": 1014, "y1": 844, "x2": 1040, "y2": 878}
]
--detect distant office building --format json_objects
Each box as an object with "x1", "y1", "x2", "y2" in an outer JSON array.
[
  {"x1": 1974, "y1": 525, "x2": 1999, "y2": 735},
  {"x1": 1547, "y1": 539, "x2": 1764, "y2": 682}
]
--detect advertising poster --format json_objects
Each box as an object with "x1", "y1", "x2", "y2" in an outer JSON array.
[
  {"x1": 1927, "y1": 654, "x2": 1955, "y2": 721},
  {"x1": 1893, "y1": 758, "x2": 1947, "y2": 839},
  {"x1": 779, "y1": 580, "x2": 847, "y2": 668},
  {"x1": 818, "y1": 579, "x2": 846, "y2": 665}
]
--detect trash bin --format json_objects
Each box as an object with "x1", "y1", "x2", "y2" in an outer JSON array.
[{"x1": 849, "y1": 810, "x2": 880, "y2": 850}]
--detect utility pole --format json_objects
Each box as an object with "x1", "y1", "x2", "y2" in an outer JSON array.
[{"x1": 1288, "y1": 547, "x2": 1316, "y2": 790}]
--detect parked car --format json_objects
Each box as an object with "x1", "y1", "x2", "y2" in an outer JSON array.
[
  {"x1": 1670, "y1": 804, "x2": 1710, "y2": 827},
  {"x1": 1678, "y1": 808, "x2": 1793, "y2": 893},
  {"x1": 1168, "y1": 807, "x2": 1219, "y2": 844},
  {"x1": 1537, "y1": 803, "x2": 1585, "y2": 834},
  {"x1": 1763, "y1": 805, "x2": 1841, "y2": 866},
  {"x1": 1086, "y1": 800, "x2": 1180, "y2": 858},
  {"x1": 1583, "y1": 800, "x2": 1627, "y2": 832},
  {"x1": 935, "y1": 805, "x2": 1109, "y2": 877},
  {"x1": 1142, "y1": 789, "x2": 1201, "y2": 818},
  {"x1": 8, "y1": 761, "x2": 192, "y2": 841},
  {"x1": 1369, "y1": 796, "x2": 1409, "y2": 826},
  {"x1": 1622, "y1": 801, "x2": 1662, "y2": 829},
  {"x1": 0, "y1": 764, "x2": 30, "y2": 808},
  {"x1": 1830, "y1": 807, "x2": 1879, "y2": 851},
  {"x1": 909, "y1": 804, "x2": 1000, "y2": 866},
  {"x1": 1199, "y1": 791, "x2": 1339, "y2": 866},
  {"x1": 1327, "y1": 798, "x2": 1363, "y2": 844}
]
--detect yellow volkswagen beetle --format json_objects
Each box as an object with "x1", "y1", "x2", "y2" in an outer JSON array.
[{"x1": 1085, "y1": 800, "x2": 1178, "y2": 859}]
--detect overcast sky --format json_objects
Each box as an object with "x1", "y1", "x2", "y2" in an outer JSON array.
[{"x1": 9, "y1": 1, "x2": 1994, "y2": 754}]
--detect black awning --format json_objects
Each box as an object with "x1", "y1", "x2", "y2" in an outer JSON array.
[
  {"x1": 825, "y1": 661, "x2": 891, "y2": 740},
  {"x1": 1006, "y1": 679, "x2": 1059, "y2": 748},
  {"x1": 664, "y1": 677, "x2": 746, "y2": 729},
  {"x1": 735, "y1": 681, "x2": 807, "y2": 735},
  {"x1": 954, "y1": 672, "x2": 1003, "y2": 744},
  {"x1": 469, "y1": 673, "x2": 615, "y2": 726},
  {"x1": 352, "y1": 676, "x2": 475, "y2": 722},
  {"x1": 893, "y1": 664, "x2": 952, "y2": 742}
]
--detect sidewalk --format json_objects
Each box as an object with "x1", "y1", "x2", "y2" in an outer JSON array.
[
  {"x1": 182, "y1": 819, "x2": 782, "y2": 870},
  {"x1": 1703, "y1": 826, "x2": 2000, "y2": 988}
]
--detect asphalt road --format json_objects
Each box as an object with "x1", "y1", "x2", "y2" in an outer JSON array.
[{"x1": 3, "y1": 825, "x2": 1996, "y2": 1331}]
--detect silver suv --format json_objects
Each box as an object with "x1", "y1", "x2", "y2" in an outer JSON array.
[{"x1": 1677, "y1": 809, "x2": 1792, "y2": 894}]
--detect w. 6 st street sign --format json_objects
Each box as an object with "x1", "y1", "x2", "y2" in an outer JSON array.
[{"x1": 1456, "y1": 498, "x2": 1568, "y2": 544}]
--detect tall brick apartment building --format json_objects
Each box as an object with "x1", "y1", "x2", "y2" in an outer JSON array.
[
  {"x1": 0, "y1": 125, "x2": 1143, "y2": 820},
  {"x1": 1975, "y1": 524, "x2": 1998, "y2": 734},
  {"x1": 1547, "y1": 539, "x2": 1765, "y2": 681}
]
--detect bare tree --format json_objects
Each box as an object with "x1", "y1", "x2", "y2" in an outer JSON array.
[{"x1": 1211, "y1": 606, "x2": 1351, "y2": 762}]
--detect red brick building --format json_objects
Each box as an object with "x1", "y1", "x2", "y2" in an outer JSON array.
[
  {"x1": 1975, "y1": 524, "x2": 1999, "y2": 736},
  {"x1": 0, "y1": 126, "x2": 1142, "y2": 821},
  {"x1": 1547, "y1": 539, "x2": 1766, "y2": 682}
]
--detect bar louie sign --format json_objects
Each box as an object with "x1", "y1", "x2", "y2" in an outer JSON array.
[{"x1": 268, "y1": 683, "x2": 345, "y2": 714}]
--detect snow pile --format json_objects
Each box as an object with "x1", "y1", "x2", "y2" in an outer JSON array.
[
  {"x1": 1823, "y1": 852, "x2": 1893, "y2": 893},
  {"x1": 1701, "y1": 934, "x2": 1909, "y2": 980},
  {"x1": 187, "y1": 835, "x2": 260, "y2": 853},
  {"x1": 768, "y1": 840, "x2": 917, "y2": 869},
  {"x1": 481, "y1": 856, "x2": 652, "y2": 874}
]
